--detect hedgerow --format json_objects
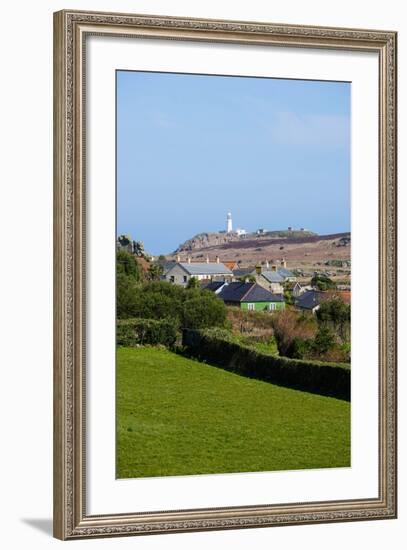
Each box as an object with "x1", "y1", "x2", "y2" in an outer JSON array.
[
  {"x1": 117, "y1": 318, "x2": 179, "y2": 347},
  {"x1": 182, "y1": 328, "x2": 350, "y2": 401}
]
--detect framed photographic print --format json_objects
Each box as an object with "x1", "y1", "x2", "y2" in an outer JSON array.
[{"x1": 53, "y1": 9, "x2": 397, "y2": 540}]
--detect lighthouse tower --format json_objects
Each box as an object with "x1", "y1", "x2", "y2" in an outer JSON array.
[{"x1": 226, "y1": 212, "x2": 233, "y2": 233}]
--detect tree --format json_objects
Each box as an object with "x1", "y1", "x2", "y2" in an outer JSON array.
[
  {"x1": 186, "y1": 276, "x2": 199, "y2": 289},
  {"x1": 116, "y1": 273, "x2": 141, "y2": 318},
  {"x1": 316, "y1": 297, "x2": 350, "y2": 341},
  {"x1": 148, "y1": 263, "x2": 164, "y2": 281},
  {"x1": 183, "y1": 294, "x2": 227, "y2": 329},
  {"x1": 116, "y1": 250, "x2": 141, "y2": 281},
  {"x1": 312, "y1": 326, "x2": 336, "y2": 356},
  {"x1": 311, "y1": 274, "x2": 336, "y2": 291}
]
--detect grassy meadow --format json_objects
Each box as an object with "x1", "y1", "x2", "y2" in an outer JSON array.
[{"x1": 116, "y1": 346, "x2": 350, "y2": 478}]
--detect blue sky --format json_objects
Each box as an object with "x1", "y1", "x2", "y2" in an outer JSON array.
[{"x1": 117, "y1": 71, "x2": 350, "y2": 256}]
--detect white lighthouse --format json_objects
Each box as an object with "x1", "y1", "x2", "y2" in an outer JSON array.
[{"x1": 226, "y1": 212, "x2": 233, "y2": 233}]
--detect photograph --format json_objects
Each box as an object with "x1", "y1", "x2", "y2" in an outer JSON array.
[
  {"x1": 52, "y1": 8, "x2": 397, "y2": 540},
  {"x1": 115, "y1": 70, "x2": 352, "y2": 479}
]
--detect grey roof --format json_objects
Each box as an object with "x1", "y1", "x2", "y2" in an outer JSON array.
[
  {"x1": 232, "y1": 267, "x2": 256, "y2": 278},
  {"x1": 295, "y1": 290, "x2": 324, "y2": 310},
  {"x1": 158, "y1": 261, "x2": 177, "y2": 274},
  {"x1": 218, "y1": 282, "x2": 284, "y2": 303},
  {"x1": 202, "y1": 281, "x2": 225, "y2": 292},
  {"x1": 278, "y1": 267, "x2": 295, "y2": 278},
  {"x1": 261, "y1": 271, "x2": 284, "y2": 283},
  {"x1": 244, "y1": 285, "x2": 284, "y2": 302},
  {"x1": 179, "y1": 262, "x2": 232, "y2": 276}
]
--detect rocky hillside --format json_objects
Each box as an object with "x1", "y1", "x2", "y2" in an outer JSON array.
[
  {"x1": 174, "y1": 229, "x2": 317, "y2": 254},
  {"x1": 169, "y1": 231, "x2": 351, "y2": 280}
]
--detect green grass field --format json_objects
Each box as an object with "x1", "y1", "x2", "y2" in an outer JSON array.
[{"x1": 117, "y1": 347, "x2": 350, "y2": 478}]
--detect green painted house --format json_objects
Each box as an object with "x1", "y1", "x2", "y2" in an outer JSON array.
[{"x1": 216, "y1": 282, "x2": 285, "y2": 311}]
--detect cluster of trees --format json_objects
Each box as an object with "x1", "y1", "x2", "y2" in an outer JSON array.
[
  {"x1": 311, "y1": 273, "x2": 337, "y2": 291},
  {"x1": 117, "y1": 251, "x2": 228, "y2": 334},
  {"x1": 271, "y1": 298, "x2": 351, "y2": 362},
  {"x1": 316, "y1": 297, "x2": 350, "y2": 341}
]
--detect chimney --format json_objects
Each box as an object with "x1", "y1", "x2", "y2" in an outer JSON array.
[
  {"x1": 266, "y1": 260, "x2": 270, "y2": 269},
  {"x1": 271, "y1": 264, "x2": 277, "y2": 272},
  {"x1": 281, "y1": 258, "x2": 287, "y2": 268},
  {"x1": 206, "y1": 255, "x2": 210, "y2": 263},
  {"x1": 187, "y1": 256, "x2": 191, "y2": 264},
  {"x1": 176, "y1": 254, "x2": 181, "y2": 262},
  {"x1": 255, "y1": 265, "x2": 261, "y2": 275},
  {"x1": 216, "y1": 256, "x2": 220, "y2": 264}
]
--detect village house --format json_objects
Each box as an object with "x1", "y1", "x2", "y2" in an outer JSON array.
[
  {"x1": 294, "y1": 289, "x2": 324, "y2": 313},
  {"x1": 276, "y1": 267, "x2": 296, "y2": 282},
  {"x1": 292, "y1": 282, "x2": 303, "y2": 297},
  {"x1": 215, "y1": 282, "x2": 285, "y2": 312},
  {"x1": 257, "y1": 270, "x2": 285, "y2": 294},
  {"x1": 291, "y1": 282, "x2": 312, "y2": 297},
  {"x1": 201, "y1": 280, "x2": 227, "y2": 294},
  {"x1": 294, "y1": 289, "x2": 351, "y2": 313},
  {"x1": 232, "y1": 260, "x2": 295, "y2": 294},
  {"x1": 232, "y1": 266, "x2": 257, "y2": 279},
  {"x1": 163, "y1": 259, "x2": 233, "y2": 287}
]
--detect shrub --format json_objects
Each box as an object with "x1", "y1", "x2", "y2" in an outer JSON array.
[
  {"x1": 183, "y1": 294, "x2": 227, "y2": 329},
  {"x1": 117, "y1": 279, "x2": 228, "y2": 329},
  {"x1": 186, "y1": 276, "x2": 199, "y2": 289},
  {"x1": 117, "y1": 250, "x2": 141, "y2": 280},
  {"x1": 116, "y1": 273, "x2": 142, "y2": 319},
  {"x1": 117, "y1": 280, "x2": 185, "y2": 321},
  {"x1": 311, "y1": 274, "x2": 336, "y2": 291},
  {"x1": 313, "y1": 326, "x2": 337, "y2": 355},
  {"x1": 226, "y1": 308, "x2": 275, "y2": 338},
  {"x1": 271, "y1": 309, "x2": 318, "y2": 356},
  {"x1": 287, "y1": 337, "x2": 314, "y2": 359},
  {"x1": 316, "y1": 298, "x2": 351, "y2": 341},
  {"x1": 117, "y1": 318, "x2": 179, "y2": 347}
]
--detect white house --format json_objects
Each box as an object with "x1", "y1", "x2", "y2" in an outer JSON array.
[
  {"x1": 257, "y1": 270, "x2": 285, "y2": 295},
  {"x1": 163, "y1": 261, "x2": 233, "y2": 287}
]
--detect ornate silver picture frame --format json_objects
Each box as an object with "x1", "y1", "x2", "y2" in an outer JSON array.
[{"x1": 53, "y1": 9, "x2": 397, "y2": 540}]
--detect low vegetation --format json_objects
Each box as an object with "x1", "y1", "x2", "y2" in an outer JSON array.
[
  {"x1": 117, "y1": 347, "x2": 350, "y2": 478},
  {"x1": 311, "y1": 273, "x2": 336, "y2": 291},
  {"x1": 117, "y1": 318, "x2": 179, "y2": 347},
  {"x1": 117, "y1": 252, "x2": 228, "y2": 330}
]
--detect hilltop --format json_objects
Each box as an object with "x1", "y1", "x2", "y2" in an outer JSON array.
[
  {"x1": 174, "y1": 229, "x2": 317, "y2": 254},
  {"x1": 168, "y1": 230, "x2": 351, "y2": 281}
]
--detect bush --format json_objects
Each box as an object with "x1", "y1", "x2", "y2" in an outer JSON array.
[
  {"x1": 316, "y1": 298, "x2": 351, "y2": 342},
  {"x1": 183, "y1": 294, "x2": 227, "y2": 329},
  {"x1": 271, "y1": 310, "x2": 318, "y2": 356},
  {"x1": 311, "y1": 274, "x2": 336, "y2": 291},
  {"x1": 313, "y1": 326, "x2": 337, "y2": 355},
  {"x1": 182, "y1": 328, "x2": 350, "y2": 401},
  {"x1": 117, "y1": 318, "x2": 179, "y2": 347},
  {"x1": 117, "y1": 280, "x2": 227, "y2": 328},
  {"x1": 116, "y1": 273, "x2": 142, "y2": 319},
  {"x1": 287, "y1": 337, "x2": 314, "y2": 359},
  {"x1": 117, "y1": 280, "x2": 185, "y2": 321},
  {"x1": 117, "y1": 250, "x2": 141, "y2": 280},
  {"x1": 226, "y1": 308, "x2": 275, "y2": 338}
]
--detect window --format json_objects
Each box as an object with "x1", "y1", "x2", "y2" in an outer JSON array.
[
  {"x1": 269, "y1": 303, "x2": 276, "y2": 311},
  {"x1": 183, "y1": 276, "x2": 187, "y2": 283},
  {"x1": 247, "y1": 303, "x2": 255, "y2": 311},
  {"x1": 170, "y1": 276, "x2": 175, "y2": 283}
]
